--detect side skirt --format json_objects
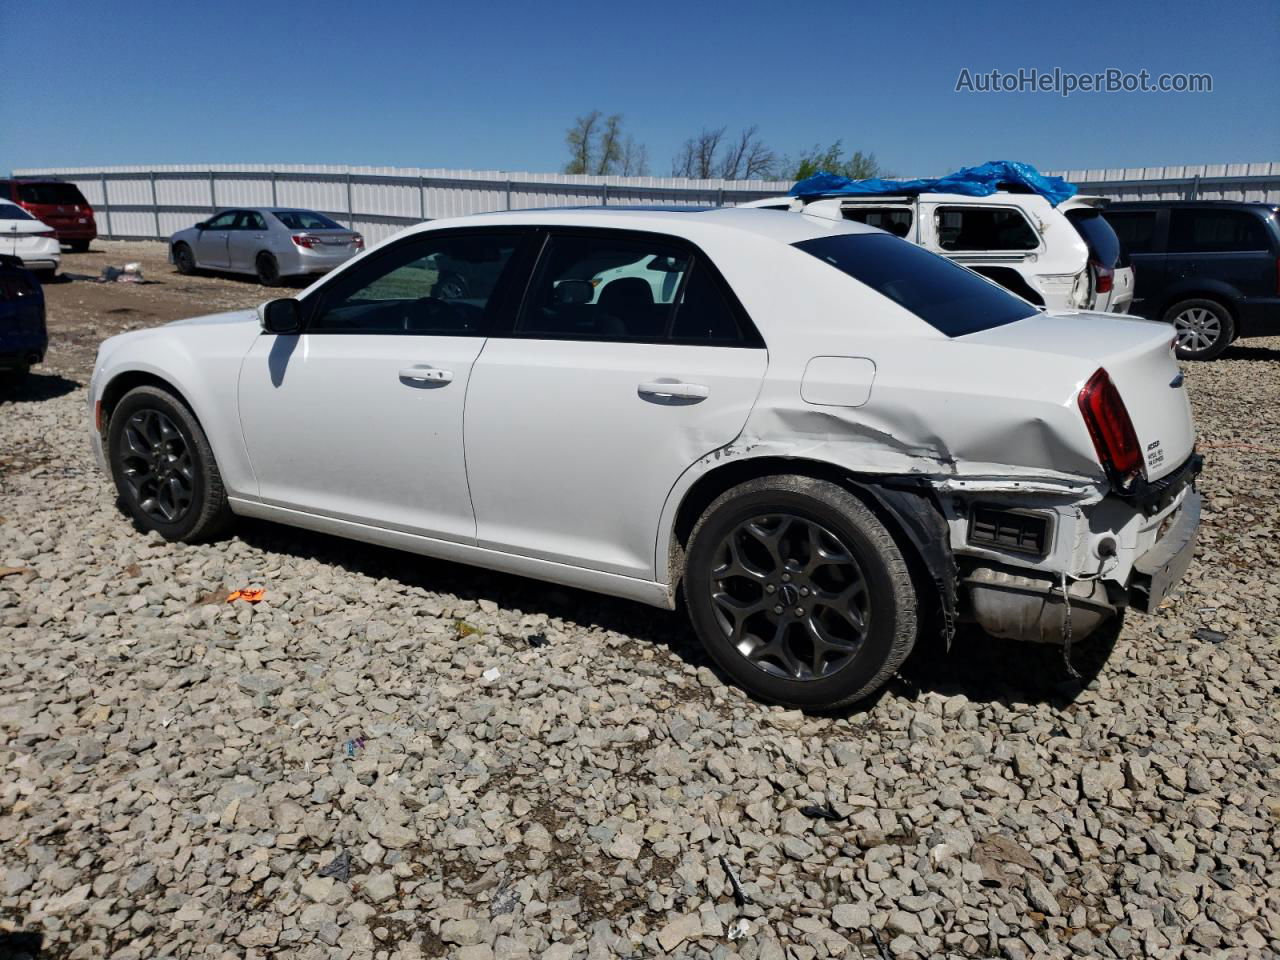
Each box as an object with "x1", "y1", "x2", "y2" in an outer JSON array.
[{"x1": 227, "y1": 497, "x2": 675, "y2": 610}]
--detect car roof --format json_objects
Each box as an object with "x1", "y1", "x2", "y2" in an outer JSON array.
[{"x1": 412, "y1": 205, "x2": 880, "y2": 244}]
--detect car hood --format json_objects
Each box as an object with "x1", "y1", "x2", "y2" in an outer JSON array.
[{"x1": 167, "y1": 308, "x2": 261, "y2": 329}]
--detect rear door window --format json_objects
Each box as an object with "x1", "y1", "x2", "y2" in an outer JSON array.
[
  {"x1": 17, "y1": 182, "x2": 88, "y2": 206},
  {"x1": 1105, "y1": 211, "x2": 1159, "y2": 254},
  {"x1": 514, "y1": 231, "x2": 759, "y2": 345},
  {"x1": 842, "y1": 206, "x2": 913, "y2": 238},
  {"x1": 1168, "y1": 210, "x2": 1269, "y2": 252},
  {"x1": 935, "y1": 206, "x2": 1039, "y2": 251},
  {"x1": 794, "y1": 233, "x2": 1037, "y2": 337}
]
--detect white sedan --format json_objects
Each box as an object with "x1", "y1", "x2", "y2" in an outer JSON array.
[
  {"x1": 1, "y1": 200, "x2": 60, "y2": 278},
  {"x1": 88, "y1": 207, "x2": 1201, "y2": 708}
]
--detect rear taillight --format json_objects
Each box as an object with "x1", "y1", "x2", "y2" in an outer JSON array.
[
  {"x1": 291, "y1": 234, "x2": 321, "y2": 249},
  {"x1": 1078, "y1": 368, "x2": 1145, "y2": 492},
  {"x1": 81, "y1": 205, "x2": 94, "y2": 218},
  {"x1": 352, "y1": 234, "x2": 364, "y2": 250},
  {"x1": 35, "y1": 230, "x2": 57, "y2": 238},
  {"x1": 1091, "y1": 260, "x2": 1114, "y2": 294}
]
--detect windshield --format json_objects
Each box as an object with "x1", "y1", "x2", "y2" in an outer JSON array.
[
  {"x1": 793, "y1": 233, "x2": 1037, "y2": 337},
  {"x1": 17, "y1": 182, "x2": 87, "y2": 205},
  {"x1": 272, "y1": 210, "x2": 343, "y2": 230},
  {"x1": 0, "y1": 203, "x2": 36, "y2": 221},
  {"x1": 1066, "y1": 208, "x2": 1124, "y2": 268}
]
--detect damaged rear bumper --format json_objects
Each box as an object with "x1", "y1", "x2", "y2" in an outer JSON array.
[{"x1": 960, "y1": 487, "x2": 1201, "y2": 644}]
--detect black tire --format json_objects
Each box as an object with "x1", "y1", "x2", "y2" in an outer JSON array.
[
  {"x1": 1165, "y1": 298, "x2": 1234, "y2": 360},
  {"x1": 256, "y1": 252, "x2": 282, "y2": 286},
  {"x1": 173, "y1": 243, "x2": 197, "y2": 276},
  {"x1": 685, "y1": 475, "x2": 918, "y2": 709},
  {"x1": 0, "y1": 364, "x2": 30, "y2": 394},
  {"x1": 69, "y1": 240, "x2": 91, "y2": 253},
  {"x1": 107, "y1": 385, "x2": 233, "y2": 543}
]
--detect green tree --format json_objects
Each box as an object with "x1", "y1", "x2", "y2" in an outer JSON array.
[
  {"x1": 564, "y1": 112, "x2": 648, "y2": 176},
  {"x1": 787, "y1": 141, "x2": 890, "y2": 181}
]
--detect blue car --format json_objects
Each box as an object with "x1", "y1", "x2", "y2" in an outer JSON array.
[{"x1": 0, "y1": 254, "x2": 47, "y2": 389}]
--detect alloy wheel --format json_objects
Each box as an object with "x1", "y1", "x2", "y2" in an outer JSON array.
[
  {"x1": 709, "y1": 513, "x2": 870, "y2": 681},
  {"x1": 117, "y1": 409, "x2": 195, "y2": 523},
  {"x1": 1173, "y1": 306, "x2": 1222, "y2": 354}
]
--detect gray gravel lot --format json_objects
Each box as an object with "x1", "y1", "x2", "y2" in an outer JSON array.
[{"x1": 1, "y1": 256, "x2": 1278, "y2": 959}]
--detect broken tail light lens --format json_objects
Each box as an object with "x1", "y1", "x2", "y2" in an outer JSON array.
[{"x1": 1078, "y1": 368, "x2": 1145, "y2": 493}]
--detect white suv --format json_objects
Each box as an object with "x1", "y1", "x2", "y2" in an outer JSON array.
[
  {"x1": 89, "y1": 207, "x2": 1198, "y2": 708},
  {"x1": 746, "y1": 191, "x2": 1134, "y2": 314}
]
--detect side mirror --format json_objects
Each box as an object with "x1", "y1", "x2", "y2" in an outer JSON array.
[
  {"x1": 262, "y1": 298, "x2": 303, "y2": 334},
  {"x1": 194, "y1": 221, "x2": 208, "y2": 231}
]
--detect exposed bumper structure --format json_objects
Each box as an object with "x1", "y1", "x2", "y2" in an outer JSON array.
[{"x1": 961, "y1": 487, "x2": 1201, "y2": 645}]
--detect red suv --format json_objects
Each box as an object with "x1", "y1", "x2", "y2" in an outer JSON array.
[{"x1": 0, "y1": 178, "x2": 97, "y2": 251}]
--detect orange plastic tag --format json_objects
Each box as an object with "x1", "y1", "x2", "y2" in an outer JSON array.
[{"x1": 226, "y1": 588, "x2": 266, "y2": 604}]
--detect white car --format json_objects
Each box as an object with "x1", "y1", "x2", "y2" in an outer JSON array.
[
  {"x1": 0, "y1": 200, "x2": 60, "y2": 278},
  {"x1": 88, "y1": 207, "x2": 1200, "y2": 708},
  {"x1": 745, "y1": 192, "x2": 1135, "y2": 314}
]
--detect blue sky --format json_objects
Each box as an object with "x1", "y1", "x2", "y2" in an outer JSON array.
[{"x1": 2, "y1": 0, "x2": 1277, "y2": 178}]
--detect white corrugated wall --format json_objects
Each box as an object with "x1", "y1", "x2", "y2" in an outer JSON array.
[{"x1": 12, "y1": 162, "x2": 1278, "y2": 240}]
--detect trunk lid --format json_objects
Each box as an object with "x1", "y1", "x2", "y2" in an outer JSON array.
[{"x1": 964, "y1": 311, "x2": 1195, "y2": 482}]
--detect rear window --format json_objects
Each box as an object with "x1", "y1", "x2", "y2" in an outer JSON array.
[
  {"x1": 0, "y1": 203, "x2": 35, "y2": 221},
  {"x1": 794, "y1": 233, "x2": 1037, "y2": 337},
  {"x1": 1066, "y1": 208, "x2": 1124, "y2": 268},
  {"x1": 272, "y1": 210, "x2": 342, "y2": 230},
  {"x1": 17, "y1": 182, "x2": 87, "y2": 205}
]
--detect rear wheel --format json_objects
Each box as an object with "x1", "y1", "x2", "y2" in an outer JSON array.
[
  {"x1": 107, "y1": 385, "x2": 233, "y2": 542},
  {"x1": 68, "y1": 240, "x2": 90, "y2": 253},
  {"x1": 0, "y1": 364, "x2": 30, "y2": 393},
  {"x1": 685, "y1": 476, "x2": 918, "y2": 709},
  {"x1": 1166, "y1": 298, "x2": 1233, "y2": 360},
  {"x1": 173, "y1": 243, "x2": 196, "y2": 275},
  {"x1": 256, "y1": 252, "x2": 282, "y2": 286}
]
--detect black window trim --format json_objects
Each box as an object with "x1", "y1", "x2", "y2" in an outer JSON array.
[
  {"x1": 493, "y1": 226, "x2": 765, "y2": 349},
  {"x1": 294, "y1": 225, "x2": 539, "y2": 337}
]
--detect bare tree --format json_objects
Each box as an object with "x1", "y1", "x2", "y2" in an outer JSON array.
[
  {"x1": 564, "y1": 111, "x2": 602, "y2": 175},
  {"x1": 672, "y1": 127, "x2": 728, "y2": 179},
  {"x1": 620, "y1": 137, "x2": 649, "y2": 176},
  {"x1": 716, "y1": 125, "x2": 777, "y2": 180},
  {"x1": 673, "y1": 126, "x2": 778, "y2": 180}
]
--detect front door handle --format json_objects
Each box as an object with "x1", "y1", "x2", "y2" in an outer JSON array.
[
  {"x1": 399, "y1": 366, "x2": 453, "y2": 385},
  {"x1": 638, "y1": 380, "x2": 709, "y2": 401}
]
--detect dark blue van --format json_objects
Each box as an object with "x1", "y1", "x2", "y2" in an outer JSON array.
[{"x1": 1104, "y1": 201, "x2": 1280, "y2": 360}]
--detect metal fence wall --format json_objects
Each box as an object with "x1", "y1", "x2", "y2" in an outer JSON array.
[
  {"x1": 12, "y1": 161, "x2": 1279, "y2": 243},
  {"x1": 8, "y1": 164, "x2": 794, "y2": 243}
]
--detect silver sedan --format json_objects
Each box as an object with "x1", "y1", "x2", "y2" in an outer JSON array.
[{"x1": 169, "y1": 208, "x2": 363, "y2": 285}]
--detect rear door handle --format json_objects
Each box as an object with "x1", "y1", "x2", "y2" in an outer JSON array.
[
  {"x1": 399, "y1": 365, "x2": 453, "y2": 385},
  {"x1": 638, "y1": 380, "x2": 709, "y2": 401}
]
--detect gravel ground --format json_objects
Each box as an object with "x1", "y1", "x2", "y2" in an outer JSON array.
[{"x1": 2, "y1": 248, "x2": 1278, "y2": 959}]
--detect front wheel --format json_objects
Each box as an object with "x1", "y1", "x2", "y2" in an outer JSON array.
[
  {"x1": 107, "y1": 386, "x2": 233, "y2": 542},
  {"x1": 256, "y1": 252, "x2": 282, "y2": 286},
  {"x1": 173, "y1": 243, "x2": 196, "y2": 275},
  {"x1": 685, "y1": 476, "x2": 918, "y2": 709},
  {"x1": 1166, "y1": 298, "x2": 1234, "y2": 360}
]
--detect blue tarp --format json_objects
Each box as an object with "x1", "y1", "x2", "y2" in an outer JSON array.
[{"x1": 789, "y1": 161, "x2": 1078, "y2": 207}]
